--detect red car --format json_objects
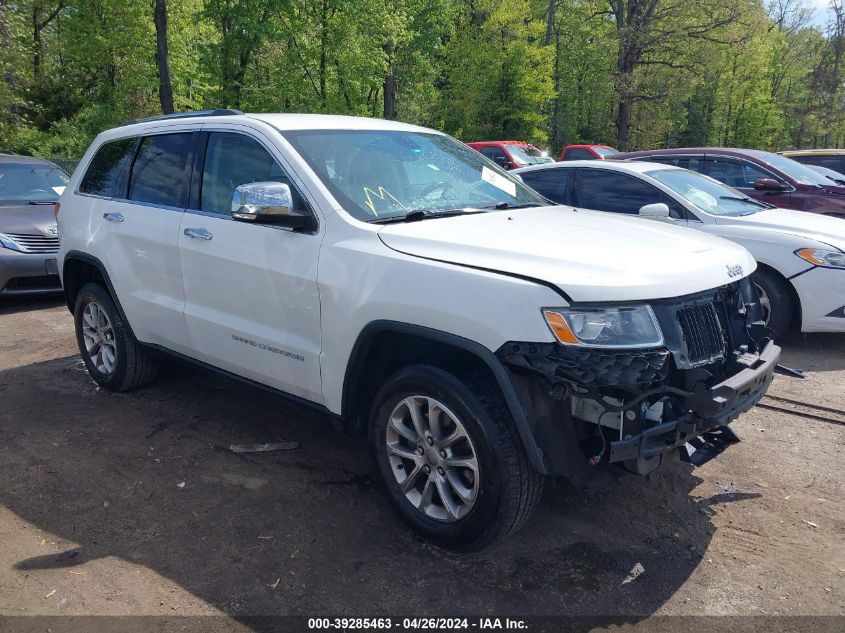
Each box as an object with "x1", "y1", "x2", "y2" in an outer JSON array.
[
  {"x1": 614, "y1": 147, "x2": 845, "y2": 218},
  {"x1": 559, "y1": 144, "x2": 619, "y2": 161},
  {"x1": 465, "y1": 141, "x2": 553, "y2": 170}
]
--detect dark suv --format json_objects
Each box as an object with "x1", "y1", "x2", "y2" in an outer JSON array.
[
  {"x1": 0, "y1": 154, "x2": 68, "y2": 296},
  {"x1": 614, "y1": 147, "x2": 845, "y2": 219}
]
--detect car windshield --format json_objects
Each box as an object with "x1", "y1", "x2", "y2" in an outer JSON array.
[
  {"x1": 594, "y1": 147, "x2": 619, "y2": 158},
  {"x1": 747, "y1": 150, "x2": 833, "y2": 187},
  {"x1": 283, "y1": 130, "x2": 546, "y2": 221},
  {"x1": 506, "y1": 144, "x2": 550, "y2": 165},
  {"x1": 647, "y1": 168, "x2": 767, "y2": 216},
  {"x1": 0, "y1": 162, "x2": 69, "y2": 203},
  {"x1": 808, "y1": 164, "x2": 845, "y2": 184}
]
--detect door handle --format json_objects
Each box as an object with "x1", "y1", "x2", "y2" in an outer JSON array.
[
  {"x1": 103, "y1": 212, "x2": 124, "y2": 223},
  {"x1": 184, "y1": 228, "x2": 213, "y2": 241}
]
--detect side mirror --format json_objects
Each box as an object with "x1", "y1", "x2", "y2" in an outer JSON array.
[
  {"x1": 231, "y1": 181, "x2": 316, "y2": 230},
  {"x1": 638, "y1": 202, "x2": 674, "y2": 223},
  {"x1": 753, "y1": 178, "x2": 786, "y2": 192}
]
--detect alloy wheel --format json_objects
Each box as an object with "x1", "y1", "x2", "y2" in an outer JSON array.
[
  {"x1": 385, "y1": 395, "x2": 480, "y2": 522},
  {"x1": 81, "y1": 301, "x2": 117, "y2": 375}
]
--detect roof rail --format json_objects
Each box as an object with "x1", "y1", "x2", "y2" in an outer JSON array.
[{"x1": 120, "y1": 109, "x2": 244, "y2": 127}]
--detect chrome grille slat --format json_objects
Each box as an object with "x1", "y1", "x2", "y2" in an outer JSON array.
[
  {"x1": 4, "y1": 232, "x2": 60, "y2": 254},
  {"x1": 677, "y1": 302, "x2": 726, "y2": 366}
]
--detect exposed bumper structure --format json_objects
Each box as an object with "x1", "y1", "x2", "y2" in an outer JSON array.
[
  {"x1": 496, "y1": 279, "x2": 781, "y2": 481},
  {"x1": 608, "y1": 341, "x2": 779, "y2": 465}
]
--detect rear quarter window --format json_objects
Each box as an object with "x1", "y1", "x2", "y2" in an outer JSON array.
[{"x1": 79, "y1": 137, "x2": 137, "y2": 197}]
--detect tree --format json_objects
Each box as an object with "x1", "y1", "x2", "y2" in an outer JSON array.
[{"x1": 154, "y1": 0, "x2": 174, "y2": 114}]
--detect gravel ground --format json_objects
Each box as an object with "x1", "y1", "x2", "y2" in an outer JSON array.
[{"x1": 0, "y1": 296, "x2": 842, "y2": 630}]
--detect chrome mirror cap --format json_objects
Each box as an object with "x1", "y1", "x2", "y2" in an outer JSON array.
[{"x1": 231, "y1": 181, "x2": 293, "y2": 221}]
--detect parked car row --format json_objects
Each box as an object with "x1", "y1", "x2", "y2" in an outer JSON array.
[
  {"x1": 515, "y1": 159, "x2": 845, "y2": 337},
  {"x1": 53, "y1": 111, "x2": 783, "y2": 550}
]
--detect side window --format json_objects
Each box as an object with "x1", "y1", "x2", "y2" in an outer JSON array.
[
  {"x1": 576, "y1": 169, "x2": 680, "y2": 216},
  {"x1": 79, "y1": 138, "x2": 136, "y2": 197},
  {"x1": 481, "y1": 146, "x2": 510, "y2": 167},
  {"x1": 520, "y1": 169, "x2": 570, "y2": 204},
  {"x1": 647, "y1": 156, "x2": 704, "y2": 173},
  {"x1": 707, "y1": 159, "x2": 770, "y2": 189},
  {"x1": 128, "y1": 133, "x2": 193, "y2": 207},
  {"x1": 563, "y1": 148, "x2": 595, "y2": 161},
  {"x1": 200, "y1": 132, "x2": 307, "y2": 216}
]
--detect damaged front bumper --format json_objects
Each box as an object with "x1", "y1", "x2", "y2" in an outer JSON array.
[
  {"x1": 608, "y1": 340, "x2": 779, "y2": 466},
  {"x1": 495, "y1": 280, "x2": 781, "y2": 481}
]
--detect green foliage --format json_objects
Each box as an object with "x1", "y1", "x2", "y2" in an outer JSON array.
[{"x1": 0, "y1": 0, "x2": 843, "y2": 158}]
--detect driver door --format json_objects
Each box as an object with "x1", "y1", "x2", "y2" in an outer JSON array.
[{"x1": 178, "y1": 129, "x2": 323, "y2": 403}]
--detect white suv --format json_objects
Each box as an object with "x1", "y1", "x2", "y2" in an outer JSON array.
[{"x1": 57, "y1": 111, "x2": 780, "y2": 550}]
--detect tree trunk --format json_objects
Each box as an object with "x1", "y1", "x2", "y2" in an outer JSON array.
[
  {"x1": 383, "y1": 42, "x2": 396, "y2": 120},
  {"x1": 544, "y1": 0, "x2": 557, "y2": 46},
  {"x1": 154, "y1": 0, "x2": 174, "y2": 114}
]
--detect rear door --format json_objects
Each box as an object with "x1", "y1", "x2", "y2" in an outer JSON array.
[
  {"x1": 177, "y1": 127, "x2": 323, "y2": 403},
  {"x1": 85, "y1": 131, "x2": 194, "y2": 352}
]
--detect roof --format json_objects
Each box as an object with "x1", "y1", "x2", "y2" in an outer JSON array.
[
  {"x1": 466, "y1": 140, "x2": 531, "y2": 146},
  {"x1": 562, "y1": 144, "x2": 614, "y2": 149},
  {"x1": 513, "y1": 159, "x2": 681, "y2": 175},
  {"x1": 102, "y1": 112, "x2": 435, "y2": 140},
  {"x1": 782, "y1": 149, "x2": 845, "y2": 156},
  {"x1": 0, "y1": 154, "x2": 58, "y2": 166}
]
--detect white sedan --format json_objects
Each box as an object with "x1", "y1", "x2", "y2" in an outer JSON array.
[{"x1": 515, "y1": 160, "x2": 845, "y2": 337}]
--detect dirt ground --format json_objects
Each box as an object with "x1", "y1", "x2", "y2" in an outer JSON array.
[{"x1": 0, "y1": 295, "x2": 842, "y2": 630}]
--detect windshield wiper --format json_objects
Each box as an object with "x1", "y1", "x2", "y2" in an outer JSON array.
[
  {"x1": 484, "y1": 202, "x2": 544, "y2": 210},
  {"x1": 369, "y1": 208, "x2": 480, "y2": 225},
  {"x1": 718, "y1": 196, "x2": 772, "y2": 209}
]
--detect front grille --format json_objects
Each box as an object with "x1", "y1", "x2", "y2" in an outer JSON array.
[
  {"x1": 4, "y1": 232, "x2": 59, "y2": 254},
  {"x1": 677, "y1": 302, "x2": 726, "y2": 366}
]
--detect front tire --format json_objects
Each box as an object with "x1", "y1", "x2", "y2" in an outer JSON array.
[
  {"x1": 752, "y1": 268, "x2": 795, "y2": 339},
  {"x1": 73, "y1": 282, "x2": 158, "y2": 391},
  {"x1": 370, "y1": 365, "x2": 543, "y2": 551}
]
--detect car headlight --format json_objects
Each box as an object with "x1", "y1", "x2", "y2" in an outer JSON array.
[
  {"x1": 795, "y1": 248, "x2": 845, "y2": 269},
  {"x1": 543, "y1": 305, "x2": 663, "y2": 348}
]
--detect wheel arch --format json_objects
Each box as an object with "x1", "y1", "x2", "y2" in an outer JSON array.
[
  {"x1": 341, "y1": 321, "x2": 548, "y2": 474},
  {"x1": 62, "y1": 251, "x2": 137, "y2": 340},
  {"x1": 754, "y1": 261, "x2": 803, "y2": 330}
]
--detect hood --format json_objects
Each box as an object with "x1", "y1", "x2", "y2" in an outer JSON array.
[
  {"x1": 377, "y1": 206, "x2": 756, "y2": 303},
  {"x1": 0, "y1": 203, "x2": 58, "y2": 236},
  {"x1": 714, "y1": 209, "x2": 845, "y2": 251}
]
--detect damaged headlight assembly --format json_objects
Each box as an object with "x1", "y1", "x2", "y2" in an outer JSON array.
[{"x1": 542, "y1": 305, "x2": 664, "y2": 348}]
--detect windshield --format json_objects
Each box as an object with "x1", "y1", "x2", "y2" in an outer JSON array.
[
  {"x1": 747, "y1": 150, "x2": 833, "y2": 186},
  {"x1": 594, "y1": 147, "x2": 619, "y2": 158},
  {"x1": 647, "y1": 168, "x2": 768, "y2": 216},
  {"x1": 505, "y1": 144, "x2": 550, "y2": 165},
  {"x1": 808, "y1": 164, "x2": 845, "y2": 184},
  {"x1": 0, "y1": 162, "x2": 69, "y2": 203},
  {"x1": 283, "y1": 130, "x2": 545, "y2": 221}
]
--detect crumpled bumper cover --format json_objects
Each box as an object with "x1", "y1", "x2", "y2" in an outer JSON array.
[{"x1": 608, "y1": 341, "x2": 780, "y2": 464}]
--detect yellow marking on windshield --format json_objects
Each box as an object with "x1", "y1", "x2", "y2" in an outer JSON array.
[{"x1": 363, "y1": 186, "x2": 409, "y2": 217}]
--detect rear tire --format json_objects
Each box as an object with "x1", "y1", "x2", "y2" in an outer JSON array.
[
  {"x1": 752, "y1": 268, "x2": 794, "y2": 339},
  {"x1": 370, "y1": 364, "x2": 543, "y2": 551},
  {"x1": 73, "y1": 282, "x2": 158, "y2": 391}
]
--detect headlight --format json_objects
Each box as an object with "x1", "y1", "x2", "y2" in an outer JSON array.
[
  {"x1": 543, "y1": 305, "x2": 663, "y2": 348},
  {"x1": 795, "y1": 248, "x2": 845, "y2": 269},
  {"x1": 0, "y1": 233, "x2": 24, "y2": 252}
]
